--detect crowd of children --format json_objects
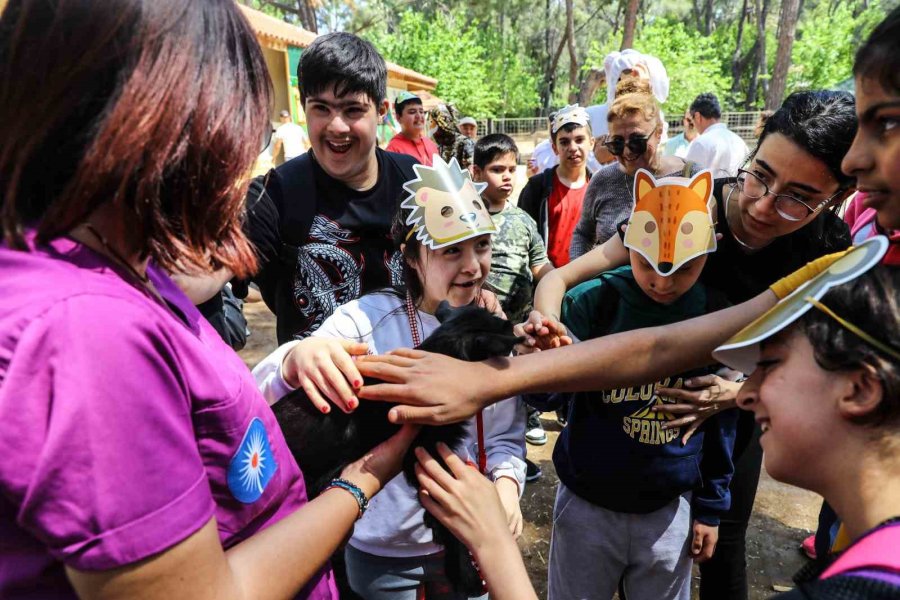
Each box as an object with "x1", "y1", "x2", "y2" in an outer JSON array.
[{"x1": 1, "y1": 1, "x2": 899, "y2": 600}]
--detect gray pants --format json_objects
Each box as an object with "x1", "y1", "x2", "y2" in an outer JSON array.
[
  {"x1": 548, "y1": 484, "x2": 693, "y2": 600},
  {"x1": 345, "y1": 544, "x2": 488, "y2": 600}
]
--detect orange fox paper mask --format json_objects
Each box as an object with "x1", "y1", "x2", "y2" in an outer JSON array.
[{"x1": 623, "y1": 168, "x2": 716, "y2": 276}]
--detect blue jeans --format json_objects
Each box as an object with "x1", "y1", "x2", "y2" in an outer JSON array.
[{"x1": 345, "y1": 544, "x2": 488, "y2": 600}]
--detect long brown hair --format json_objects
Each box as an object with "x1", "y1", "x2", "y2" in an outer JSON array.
[{"x1": 0, "y1": 0, "x2": 271, "y2": 277}]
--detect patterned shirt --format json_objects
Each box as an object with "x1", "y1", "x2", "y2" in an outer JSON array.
[{"x1": 487, "y1": 203, "x2": 550, "y2": 323}]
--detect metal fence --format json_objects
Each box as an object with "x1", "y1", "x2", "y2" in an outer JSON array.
[
  {"x1": 475, "y1": 111, "x2": 765, "y2": 147},
  {"x1": 667, "y1": 111, "x2": 763, "y2": 146}
]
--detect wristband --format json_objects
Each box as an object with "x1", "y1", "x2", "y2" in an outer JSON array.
[
  {"x1": 324, "y1": 478, "x2": 369, "y2": 519},
  {"x1": 768, "y1": 248, "x2": 852, "y2": 300}
]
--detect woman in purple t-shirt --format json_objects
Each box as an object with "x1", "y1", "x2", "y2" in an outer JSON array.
[{"x1": 0, "y1": 2, "x2": 418, "y2": 599}]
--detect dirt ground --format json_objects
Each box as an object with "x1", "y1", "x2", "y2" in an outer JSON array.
[{"x1": 240, "y1": 301, "x2": 821, "y2": 599}]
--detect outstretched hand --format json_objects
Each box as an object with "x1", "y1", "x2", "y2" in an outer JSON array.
[
  {"x1": 356, "y1": 349, "x2": 498, "y2": 425},
  {"x1": 653, "y1": 374, "x2": 742, "y2": 444}
]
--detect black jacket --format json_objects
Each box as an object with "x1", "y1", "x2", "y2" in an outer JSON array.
[{"x1": 517, "y1": 167, "x2": 592, "y2": 247}]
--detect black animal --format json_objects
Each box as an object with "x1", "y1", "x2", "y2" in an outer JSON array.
[{"x1": 272, "y1": 300, "x2": 522, "y2": 596}]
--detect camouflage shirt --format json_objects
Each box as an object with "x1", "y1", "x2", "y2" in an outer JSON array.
[{"x1": 487, "y1": 203, "x2": 550, "y2": 323}]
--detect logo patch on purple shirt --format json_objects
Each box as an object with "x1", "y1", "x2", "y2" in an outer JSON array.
[{"x1": 228, "y1": 417, "x2": 278, "y2": 503}]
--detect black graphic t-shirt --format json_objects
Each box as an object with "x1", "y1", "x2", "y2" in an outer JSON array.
[{"x1": 245, "y1": 148, "x2": 417, "y2": 343}]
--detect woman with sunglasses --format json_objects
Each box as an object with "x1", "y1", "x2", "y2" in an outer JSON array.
[
  {"x1": 527, "y1": 89, "x2": 856, "y2": 600},
  {"x1": 570, "y1": 80, "x2": 697, "y2": 260}
]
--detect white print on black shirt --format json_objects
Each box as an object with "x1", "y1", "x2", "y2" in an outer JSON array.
[{"x1": 292, "y1": 215, "x2": 364, "y2": 336}]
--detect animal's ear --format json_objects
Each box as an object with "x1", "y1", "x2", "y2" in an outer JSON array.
[
  {"x1": 635, "y1": 169, "x2": 656, "y2": 202},
  {"x1": 689, "y1": 170, "x2": 712, "y2": 202},
  {"x1": 435, "y1": 300, "x2": 454, "y2": 322}
]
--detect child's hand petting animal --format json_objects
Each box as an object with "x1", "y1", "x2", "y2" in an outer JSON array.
[
  {"x1": 494, "y1": 476, "x2": 524, "y2": 539},
  {"x1": 515, "y1": 310, "x2": 573, "y2": 353},
  {"x1": 415, "y1": 444, "x2": 538, "y2": 600},
  {"x1": 338, "y1": 423, "x2": 421, "y2": 500},
  {"x1": 282, "y1": 337, "x2": 369, "y2": 414}
]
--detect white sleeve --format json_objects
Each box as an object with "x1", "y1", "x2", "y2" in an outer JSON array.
[
  {"x1": 251, "y1": 340, "x2": 301, "y2": 405},
  {"x1": 479, "y1": 396, "x2": 527, "y2": 496},
  {"x1": 685, "y1": 139, "x2": 711, "y2": 170}
]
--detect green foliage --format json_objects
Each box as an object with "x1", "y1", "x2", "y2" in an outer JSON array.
[
  {"x1": 586, "y1": 19, "x2": 729, "y2": 114},
  {"x1": 787, "y1": 0, "x2": 887, "y2": 92},
  {"x1": 367, "y1": 9, "x2": 540, "y2": 118}
]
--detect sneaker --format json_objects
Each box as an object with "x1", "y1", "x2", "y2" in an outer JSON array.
[
  {"x1": 556, "y1": 408, "x2": 568, "y2": 427},
  {"x1": 525, "y1": 458, "x2": 543, "y2": 482},
  {"x1": 525, "y1": 411, "x2": 547, "y2": 445},
  {"x1": 800, "y1": 534, "x2": 817, "y2": 560}
]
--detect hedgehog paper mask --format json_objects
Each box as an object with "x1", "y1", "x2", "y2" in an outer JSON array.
[
  {"x1": 402, "y1": 155, "x2": 497, "y2": 249},
  {"x1": 623, "y1": 168, "x2": 716, "y2": 276}
]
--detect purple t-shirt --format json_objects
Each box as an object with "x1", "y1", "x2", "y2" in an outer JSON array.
[{"x1": 0, "y1": 235, "x2": 337, "y2": 599}]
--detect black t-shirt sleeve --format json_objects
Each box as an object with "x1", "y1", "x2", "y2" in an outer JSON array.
[{"x1": 242, "y1": 173, "x2": 284, "y2": 297}]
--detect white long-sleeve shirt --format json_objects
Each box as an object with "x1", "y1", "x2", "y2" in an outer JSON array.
[
  {"x1": 685, "y1": 122, "x2": 749, "y2": 178},
  {"x1": 252, "y1": 292, "x2": 526, "y2": 558}
]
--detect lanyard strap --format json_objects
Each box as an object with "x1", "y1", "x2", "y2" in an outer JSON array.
[{"x1": 404, "y1": 294, "x2": 487, "y2": 475}]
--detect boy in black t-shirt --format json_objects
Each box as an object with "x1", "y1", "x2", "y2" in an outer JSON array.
[{"x1": 243, "y1": 32, "x2": 418, "y2": 344}]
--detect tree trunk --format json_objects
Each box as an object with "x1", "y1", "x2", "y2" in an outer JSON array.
[
  {"x1": 577, "y1": 68, "x2": 606, "y2": 105},
  {"x1": 298, "y1": 0, "x2": 317, "y2": 34},
  {"x1": 621, "y1": 0, "x2": 640, "y2": 49},
  {"x1": 703, "y1": 0, "x2": 714, "y2": 35},
  {"x1": 766, "y1": 0, "x2": 801, "y2": 109},
  {"x1": 746, "y1": 0, "x2": 769, "y2": 109},
  {"x1": 730, "y1": 0, "x2": 750, "y2": 95},
  {"x1": 541, "y1": 0, "x2": 553, "y2": 114},
  {"x1": 565, "y1": 0, "x2": 579, "y2": 104}
]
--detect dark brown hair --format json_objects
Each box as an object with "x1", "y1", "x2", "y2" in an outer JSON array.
[
  {"x1": 799, "y1": 265, "x2": 900, "y2": 427},
  {"x1": 0, "y1": 0, "x2": 272, "y2": 277}
]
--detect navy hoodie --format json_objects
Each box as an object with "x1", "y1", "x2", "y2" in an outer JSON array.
[{"x1": 553, "y1": 267, "x2": 738, "y2": 525}]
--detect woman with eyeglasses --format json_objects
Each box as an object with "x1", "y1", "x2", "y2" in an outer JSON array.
[
  {"x1": 527, "y1": 89, "x2": 856, "y2": 600},
  {"x1": 570, "y1": 80, "x2": 698, "y2": 260}
]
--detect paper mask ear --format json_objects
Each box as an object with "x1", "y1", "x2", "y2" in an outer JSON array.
[
  {"x1": 636, "y1": 170, "x2": 656, "y2": 202},
  {"x1": 712, "y1": 236, "x2": 889, "y2": 374},
  {"x1": 688, "y1": 170, "x2": 711, "y2": 203}
]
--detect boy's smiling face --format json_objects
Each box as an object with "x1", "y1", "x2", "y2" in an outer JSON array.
[
  {"x1": 842, "y1": 77, "x2": 900, "y2": 230},
  {"x1": 629, "y1": 251, "x2": 707, "y2": 305},
  {"x1": 303, "y1": 88, "x2": 387, "y2": 188},
  {"x1": 473, "y1": 151, "x2": 517, "y2": 208}
]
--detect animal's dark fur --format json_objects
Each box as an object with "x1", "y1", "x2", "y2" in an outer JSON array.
[{"x1": 272, "y1": 301, "x2": 522, "y2": 596}]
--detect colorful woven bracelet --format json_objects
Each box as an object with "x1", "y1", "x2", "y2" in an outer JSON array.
[{"x1": 324, "y1": 478, "x2": 369, "y2": 519}]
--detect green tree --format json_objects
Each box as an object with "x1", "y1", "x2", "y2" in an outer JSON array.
[
  {"x1": 787, "y1": 0, "x2": 887, "y2": 92},
  {"x1": 368, "y1": 9, "x2": 539, "y2": 117}
]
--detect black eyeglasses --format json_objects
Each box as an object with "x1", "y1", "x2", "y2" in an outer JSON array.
[
  {"x1": 603, "y1": 126, "x2": 657, "y2": 159},
  {"x1": 735, "y1": 169, "x2": 842, "y2": 222}
]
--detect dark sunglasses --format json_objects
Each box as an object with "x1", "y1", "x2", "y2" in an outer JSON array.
[{"x1": 603, "y1": 126, "x2": 657, "y2": 159}]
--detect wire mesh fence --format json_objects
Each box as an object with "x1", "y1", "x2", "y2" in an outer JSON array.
[
  {"x1": 666, "y1": 112, "x2": 763, "y2": 146},
  {"x1": 466, "y1": 111, "x2": 764, "y2": 151}
]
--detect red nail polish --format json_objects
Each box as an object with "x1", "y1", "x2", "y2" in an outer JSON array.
[
  {"x1": 320, "y1": 405, "x2": 329, "y2": 414},
  {"x1": 354, "y1": 380, "x2": 362, "y2": 388}
]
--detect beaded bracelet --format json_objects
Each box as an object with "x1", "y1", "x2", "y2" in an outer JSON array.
[{"x1": 324, "y1": 478, "x2": 369, "y2": 519}]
